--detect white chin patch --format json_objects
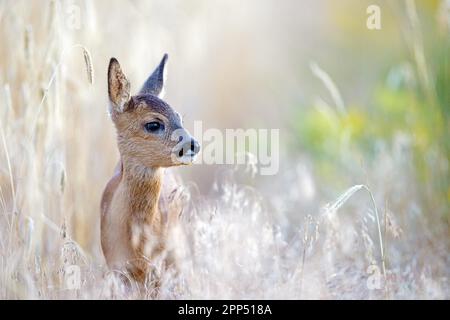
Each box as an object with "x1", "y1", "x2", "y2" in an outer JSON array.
[{"x1": 178, "y1": 150, "x2": 197, "y2": 164}]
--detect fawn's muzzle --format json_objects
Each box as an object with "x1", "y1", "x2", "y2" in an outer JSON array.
[
  {"x1": 178, "y1": 138, "x2": 200, "y2": 157},
  {"x1": 171, "y1": 128, "x2": 201, "y2": 164}
]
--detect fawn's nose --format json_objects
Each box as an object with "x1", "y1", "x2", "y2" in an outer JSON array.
[
  {"x1": 178, "y1": 137, "x2": 200, "y2": 157},
  {"x1": 191, "y1": 139, "x2": 201, "y2": 155}
]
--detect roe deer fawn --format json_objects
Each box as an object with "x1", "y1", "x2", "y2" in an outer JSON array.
[{"x1": 101, "y1": 54, "x2": 200, "y2": 284}]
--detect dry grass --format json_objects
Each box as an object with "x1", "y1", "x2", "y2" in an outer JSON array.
[{"x1": 0, "y1": 0, "x2": 448, "y2": 299}]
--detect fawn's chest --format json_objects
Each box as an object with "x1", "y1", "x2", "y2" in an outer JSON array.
[{"x1": 101, "y1": 178, "x2": 165, "y2": 269}]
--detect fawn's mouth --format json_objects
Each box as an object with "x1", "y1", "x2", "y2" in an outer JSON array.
[
  {"x1": 172, "y1": 148, "x2": 199, "y2": 165},
  {"x1": 178, "y1": 150, "x2": 198, "y2": 165},
  {"x1": 172, "y1": 139, "x2": 201, "y2": 165}
]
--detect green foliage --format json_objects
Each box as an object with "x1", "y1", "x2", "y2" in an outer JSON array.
[
  {"x1": 293, "y1": 55, "x2": 449, "y2": 216},
  {"x1": 292, "y1": 13, "x2": 449, "y2": 216}
]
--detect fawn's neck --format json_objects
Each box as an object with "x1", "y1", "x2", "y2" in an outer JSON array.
[
  {"x1": 121, "y1": 157, "x2": 163, "y2": 226},
  {"x1": 118, "y1": 158, "x2": 165, "y2": 279}
]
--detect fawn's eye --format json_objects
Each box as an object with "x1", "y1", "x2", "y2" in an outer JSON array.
[{"x1": 144, "y1": 121, "x2": 164, "y2": 133}]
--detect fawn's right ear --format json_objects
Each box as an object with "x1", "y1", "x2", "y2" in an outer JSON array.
[
  {"x1": 139, "y1": 53, "x2": 168, "y2": 98},
  {"x1": 108, "y1": 58, "x2": 131, "y2": 113}
]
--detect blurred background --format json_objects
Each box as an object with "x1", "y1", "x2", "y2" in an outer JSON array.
[{"x1": 0, "y1": 0, "x2": 448, "y2": 298}]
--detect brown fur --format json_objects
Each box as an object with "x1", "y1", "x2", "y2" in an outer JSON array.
[{"x1": 101, "y1": 56, "x2": 198, "y2": 284}]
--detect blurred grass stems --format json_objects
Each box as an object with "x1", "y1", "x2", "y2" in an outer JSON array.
[
  {"x1": 326, "y1": 185, "x2": 387, "y2": 294},
  {"x1": 31, "y1": 44, "x2": 94, "y2": 136},
  {"x1": 0, "y1": 0, "x2": 448, "y2": 299}
]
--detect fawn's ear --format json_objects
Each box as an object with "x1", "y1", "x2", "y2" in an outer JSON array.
[
  {"x1": 108, "y1": 58, "x2": 131, "y2": 113},
  {"x1": 139, "y1": 53, "x2": 168, "y2": 98}
]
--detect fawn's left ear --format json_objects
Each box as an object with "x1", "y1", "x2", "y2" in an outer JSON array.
[
  {"x1": 108, "y1": 58, "x2": 131, "y2": 113},
  {"x1": 139, "y1": 53, "x2": 168, "y2": 98}
]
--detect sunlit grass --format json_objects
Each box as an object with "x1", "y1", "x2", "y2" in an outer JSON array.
[{"x1": 0, "y1": 0, "x2": 448, "y2": 299}]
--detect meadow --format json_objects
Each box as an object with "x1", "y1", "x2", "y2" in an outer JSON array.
[{"x1": 0, "y1": 0, "x2": 448, "y2": 299}]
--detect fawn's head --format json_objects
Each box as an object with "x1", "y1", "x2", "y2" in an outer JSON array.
[{"x1": 107, "y1": 54, "x2": 200, "y2": 169}]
